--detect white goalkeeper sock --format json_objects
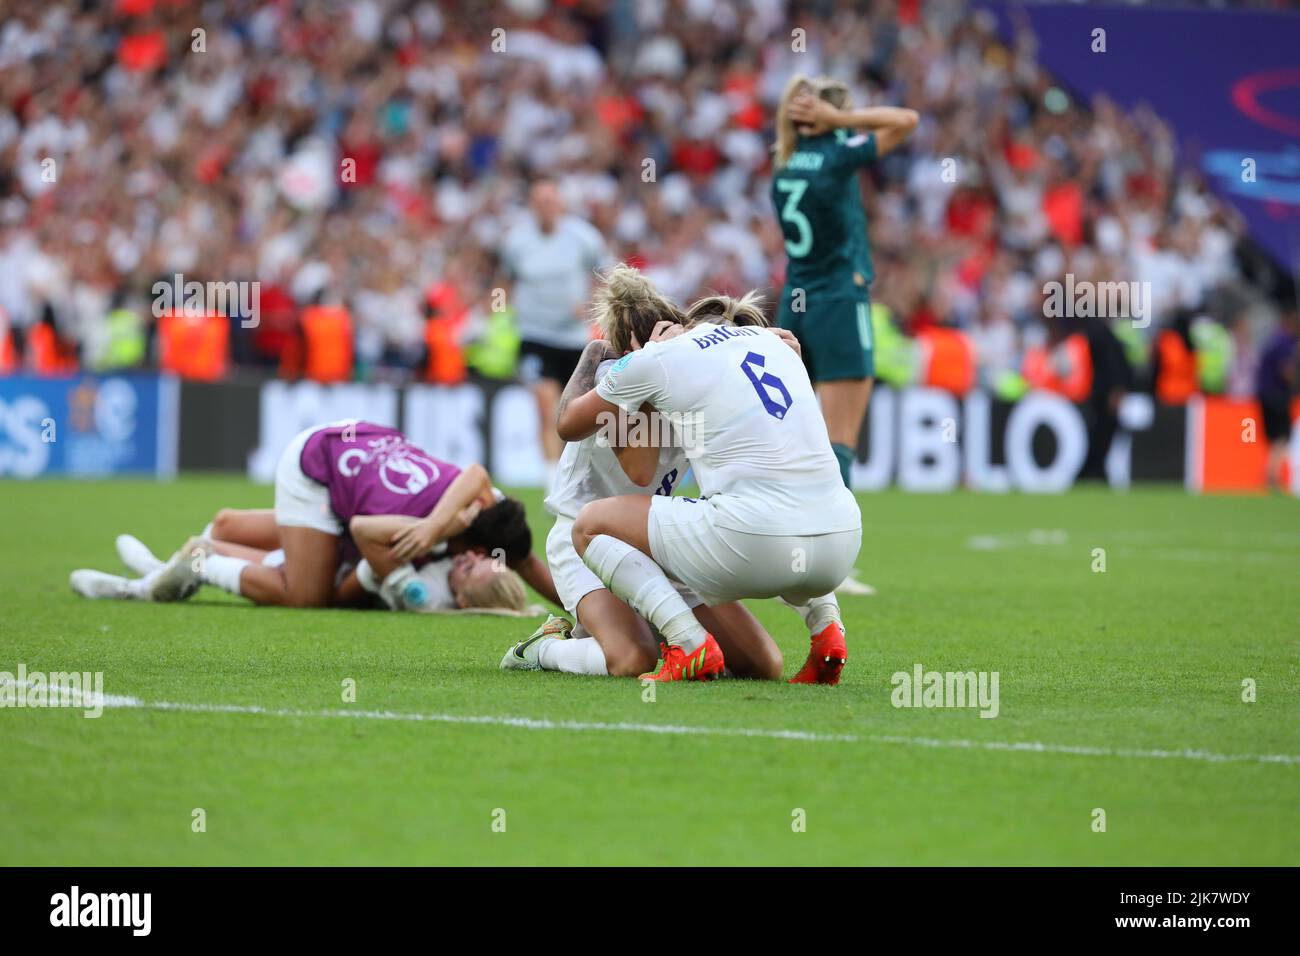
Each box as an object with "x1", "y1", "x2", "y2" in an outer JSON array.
[
  {"x1": 537, "y1": 637, "x2": 609, "y2": 675},
  {"x1": 124, "y1": 570, "x2": 156, "y2": 600},
  {"x1": 783, "y1": 594, "x2": 841, "y2": 635},
  {"x1": 582, "y1": 534, "x2": 705, "y2": 652},
  {"x1": 356, "y1": 559, "x2": 381, "y2": 595},
  {"x1": 202, "y1": 554, "x2": 249, "y2": 596}
]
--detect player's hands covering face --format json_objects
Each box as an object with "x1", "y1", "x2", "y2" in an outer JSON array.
[{"x1": 789, "y1": 94, "x2": 839, "y2": 135}]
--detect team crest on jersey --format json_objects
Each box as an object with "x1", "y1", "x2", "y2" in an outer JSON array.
[
  {"x1": 603, "y1": 353, "x2": 633, "y2": 388},
  {"x1": 337, "y1": 437, "x2": 441, "y2": 496}
]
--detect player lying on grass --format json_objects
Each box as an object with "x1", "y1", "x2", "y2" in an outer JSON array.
[
  {"x1": 70, "y1": 420, "x2": 560, "y2": 611},
  {"x1": 499, "y1": 278, "x2": 787, "y2": 679},
  {"x1": 556, "y1": 266, "x2": 862, "y2": 682},
  {"x1": 76, "y1": 507, "x2": 528, "y2": 613}
]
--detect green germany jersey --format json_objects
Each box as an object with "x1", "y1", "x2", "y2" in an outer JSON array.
[{"x1": 770, "y1": 129, "x2": 878, "y2": 294}]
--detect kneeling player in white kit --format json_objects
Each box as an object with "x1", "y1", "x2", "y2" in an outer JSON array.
[
  {"x1": 500, "y1": 277, "x2": 784, "y2": 679},
  {"x1": 557, "y1": 266, "x2": 861, "y2": 683}
]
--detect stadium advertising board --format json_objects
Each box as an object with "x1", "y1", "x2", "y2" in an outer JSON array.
[
  {"x1": 233, "y1": 379, "x2": 1297, "y2": 496},
  {"x1": 241, "y1": 379, "x2": 546, "y2": 486},
  {"x1": 0, "y1": 374, "x2": 178, "y2": 478},
  {"x1": 853, "y1": 387, "x2": 1172, "y2": 493},
  {"x1": 9, "y1": 373, "x2": 1289, "y2": 492},
  {"x1": 856, "y1": 388, "x2": 1299, "y2": 494}
]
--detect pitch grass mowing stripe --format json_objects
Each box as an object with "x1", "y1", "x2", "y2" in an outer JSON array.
[{"x1": 64, "y1": 688, "x2": 1300, "y2": 767}]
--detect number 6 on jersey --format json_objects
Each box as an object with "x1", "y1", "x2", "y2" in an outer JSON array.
[{"x1": 741, "y1": 351, "x2": 793, "y2": 420}]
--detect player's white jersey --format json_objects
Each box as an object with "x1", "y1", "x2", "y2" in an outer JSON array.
[
  {"x1": 595, "y1": 322, "x2": 859, "y2": 536},
  {"x1": 545, "y1": 360, "x2": 688, "y2": 519}
]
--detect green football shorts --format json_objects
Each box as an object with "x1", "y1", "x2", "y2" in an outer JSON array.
[{"x1": 777, "y1": 284, "x2": 875, "y2": 383}]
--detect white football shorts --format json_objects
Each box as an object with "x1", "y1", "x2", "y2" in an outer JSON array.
[
  {"x1": 273, "y1": 424, "x2": 343, "y2": 535},
  {"x1": 646, "y1": 495, "x2": 861, "y2": 606},
  {"x1": 547, "y1": 514, "x2": 703, "y2": 615}
]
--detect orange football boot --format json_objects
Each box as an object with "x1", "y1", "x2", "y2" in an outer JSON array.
[
  {"x1": 641, "y1": 634, "x2": 725, "y2": 682},
  {"x1": 788, "y1": 621, "x2": 847, "y2": 685}
]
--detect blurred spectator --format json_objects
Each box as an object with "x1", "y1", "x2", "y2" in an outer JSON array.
[
  {"x1": 1255, "y1": 306, "x2": 1298, "y2": 490},
  {"x1": 1076, "y1": 313, "x2": 1133, "y2": 482},
  {"x1": 500, "y1": 176, "x2": 607, "y2": 479},
  {"x1": 0, "y1": 0, "x2": 1288, "y2": 408}
]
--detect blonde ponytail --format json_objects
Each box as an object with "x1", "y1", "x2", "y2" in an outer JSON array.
[
  {"x1": 460, "y1": 568, "x2": 527, "y2": 612},
  {"x1": 684, "y1": 291, "x2": 770, "y2": 329},
  {"x1": 590, "y1": 264, "x2": 683, "y2": 354},
  {"x1": 773, "y1": 74, "x2": 815, "y2": 168}
]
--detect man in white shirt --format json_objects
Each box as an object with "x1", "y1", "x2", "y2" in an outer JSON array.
[{"x1": 500, "y1": 178, "x2": 608, "y2": 479}]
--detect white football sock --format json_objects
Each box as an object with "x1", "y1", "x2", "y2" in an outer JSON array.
[
  {"x1": 116, "y1": 534, "x2": 164, "y2": 575},
  {"x1": 125, "y1": 565, "x2": 174, "y2": 600},
  {"x1": 202, "y1": 554, "x2": 249, "y2": 596},
  {"x1": 582, "y1": 535, "x2": 705, "y2": 652},
  {"x1": 356, "y1": 559, "x2": 381, "y2": 594},
  {"x1": 124, "y1": 571, "x2": 157, "y2": 600},
  {"x1": 537, "y1": 637, "x2": 609, "y2": 675},
  {"x1": 783, "y1": 594, "x2": 841, "y2": 635}
]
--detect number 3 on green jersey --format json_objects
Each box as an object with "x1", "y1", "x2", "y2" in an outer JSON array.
[{"x1": 776, "y1": 179, "x2": 812, "y2": 258}]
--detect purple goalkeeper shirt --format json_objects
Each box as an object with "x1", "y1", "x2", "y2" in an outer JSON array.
[{"x1": 299, "y1": 423, "x2": 461, "y2": 562}]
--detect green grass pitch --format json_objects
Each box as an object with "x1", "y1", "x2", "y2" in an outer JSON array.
[{"x1": 1, "y1": 477, "x2": 1297, "y2": 865}]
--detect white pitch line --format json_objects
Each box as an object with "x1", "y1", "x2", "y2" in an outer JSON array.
[{"x1": 55, "y1": 689, "x2": 1300, "y2": 767}]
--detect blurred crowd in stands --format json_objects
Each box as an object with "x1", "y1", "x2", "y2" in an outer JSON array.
[{"x1": 0, "y1": 0, "x2": 1296, "y2": 409}]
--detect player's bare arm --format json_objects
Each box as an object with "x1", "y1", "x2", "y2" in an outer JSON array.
[
  {"x1": 355, "y1": 509, "x2": 478, "y2": 581},
  {"x1": 390, "y1": 463, "x2": 493, "y2": 562},
  {"x1": 556, "y1": 383, "x2": 622, "y2": 442},
  {"x1": 611, "y1": 403, "x2": 662, "y2": 486},
  {"x1": 789, "y1": 95, "x2": 919, "y2": 156},
  {"x1": 603, "y1": 318, "x2": 683, "y2": 479},
  {"x1": 514, "y1": 552, "x2": 561, "y2": 607},
  {"x1": 559, "y1": 317, "x2": 684, "y2": 442},
  {"x1": 556, "y1": 338, "x2": 616, "y2": 426}
]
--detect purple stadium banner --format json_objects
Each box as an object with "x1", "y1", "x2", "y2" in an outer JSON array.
[{"x1": 982, "y1": 2, "x2": 1300, "y2": 272}]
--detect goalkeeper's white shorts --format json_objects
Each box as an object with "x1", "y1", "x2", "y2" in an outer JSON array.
[{"x1": 273, "y1": 423, "x2": 342, "y2": 535}]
